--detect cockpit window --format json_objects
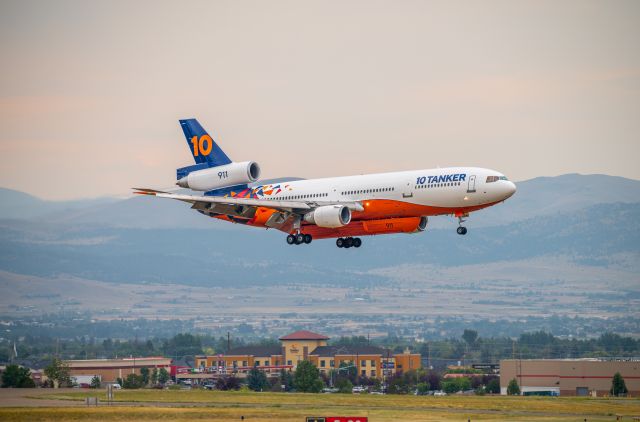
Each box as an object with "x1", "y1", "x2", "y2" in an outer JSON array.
[{"x1": 486, "y1": 175, "x2": 508, "y2": 183}]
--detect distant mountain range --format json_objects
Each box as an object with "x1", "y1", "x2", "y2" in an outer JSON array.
[
  {"x1": 0, "y1": 188, "x2": 119, "y2": 221},
  {"x1": 0, "y1": 174, "x2": 638, "y2": 287},
  {"x1": 3, "y1": 173, "x2": 639, "y2": 229}
]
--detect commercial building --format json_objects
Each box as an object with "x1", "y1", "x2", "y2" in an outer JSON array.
[
  {"x1": 500, "y1": 359, "x2": 640, "y2": 396},
  {"x1": 193, "y1": 330, "x2": 420, "y2": 381},
  {"x1": 67, "y1": 357, "x2": 172, "y2": 383}
]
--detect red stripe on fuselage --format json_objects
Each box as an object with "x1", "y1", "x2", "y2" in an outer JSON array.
[{"x1": 351, "y1": 199, "x2": 498, "y2": 220}]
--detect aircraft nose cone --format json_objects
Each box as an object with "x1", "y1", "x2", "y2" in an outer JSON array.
[{"x1": 504, "y1": 181, "x2": 516, "y2": 199}]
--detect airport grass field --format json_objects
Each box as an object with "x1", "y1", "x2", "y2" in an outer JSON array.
[{"x1": 1, "y1": 390, "x2": 639, "y2": 421}]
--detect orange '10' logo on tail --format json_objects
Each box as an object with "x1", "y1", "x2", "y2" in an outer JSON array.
[{"x1": 190, "y1": 135, "x2": 213, "y2": 156}]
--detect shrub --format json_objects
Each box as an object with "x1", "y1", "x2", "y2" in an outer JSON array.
[{"x1": 507, "y1": 378, "x2": 520, "y2": 395}]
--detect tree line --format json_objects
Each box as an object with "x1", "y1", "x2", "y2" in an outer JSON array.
[{"x1": 2, "y1": 330, "x2": 639, "y2": 369}]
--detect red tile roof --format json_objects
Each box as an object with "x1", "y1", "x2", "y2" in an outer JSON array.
[{"x1": 279, "y1": 330, "x2": 329, "y2": 341}]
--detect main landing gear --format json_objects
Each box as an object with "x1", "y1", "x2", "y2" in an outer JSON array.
[
  {"x1": 286, "y1": 233, "x2": 312, "y2": 245},
  {"x1": 336, "y1": 237, "x2": 362, "y2": 248},
  {"x1": 457, "y1": 215, "x2": 468, "y2": 235}
]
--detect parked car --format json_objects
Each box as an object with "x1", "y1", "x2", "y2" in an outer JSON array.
[
  {"x1": 352, "y1": 386, "x2": 367, "y2": 393},
  {"x1": 433, "y1": 390, "x2": 447, "y2": 396},
  {"x1": 322, "y1": 387, "x2": 338, "y2": 393},
  {"x1": 204, "y1": 383, "x2": 216, "y2": 390}
]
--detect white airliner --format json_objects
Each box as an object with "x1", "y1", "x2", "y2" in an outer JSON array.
[{"x1": 136, "y1": 119, "x2": 516, "y2": 248}]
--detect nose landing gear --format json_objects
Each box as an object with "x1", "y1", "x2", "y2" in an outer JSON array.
[
  {"x1": 336, "y1": 237, "x2": 362, "y2": 248},
  {"x1": 457, "y1": 215, "x2": 468, "y2": 235}
]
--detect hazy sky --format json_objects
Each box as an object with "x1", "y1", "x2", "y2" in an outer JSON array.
[{"x1": 1, "y1": 0, "x2": 639, "y2": 200}]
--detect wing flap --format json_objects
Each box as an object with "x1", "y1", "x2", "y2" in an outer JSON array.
[
  {"x1": 134, "y1": 190, "x2": 312, "y2": 211},
  {"x1": 133, "y1": 189, "x2": 364, "y2": 214}
]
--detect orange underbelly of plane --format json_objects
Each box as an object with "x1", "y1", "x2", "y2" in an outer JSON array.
[
  {"x1": 213, "y1": 199, "x2": 499, "y2": 239},
  {"x1": 302, "y1": 217, "x2": 424, "y2": 239}
]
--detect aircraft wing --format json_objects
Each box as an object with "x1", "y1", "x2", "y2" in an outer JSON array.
[{"x1": 133, "y1": 188, "x2": 364, "y2": 214}]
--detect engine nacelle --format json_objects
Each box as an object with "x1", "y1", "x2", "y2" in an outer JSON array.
[
  {"x1": 304, "y1": 205, "x2": 352, "y2": 228},
  {"x1": 413, "y1": 216, "x2": 428, "y2": 232},
  {"x1": 176, "y1": 161, "x2": 260, "y2": 191}
]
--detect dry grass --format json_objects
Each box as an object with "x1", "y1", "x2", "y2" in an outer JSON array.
[
  {"x1": 11, "y1": 390, "x2": 637, "y2": 422},
  {"x1": 0, "y1": 406, "x2": 632, "y2": 422}
]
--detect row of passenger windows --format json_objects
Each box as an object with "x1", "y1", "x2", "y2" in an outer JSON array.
[
  {"x1": 415, "y1": 182, "x2": 462, "y2": 189},
  {"x1": 341, "y1": 187, "x2": 394, "y2": 196},
  {"x1": 265, "y1": 193, "x2": 328, "y2": 200}
]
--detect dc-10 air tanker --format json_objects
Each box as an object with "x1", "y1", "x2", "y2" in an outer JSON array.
[{"x1": 136, "y1": 119, "x2": 516, "y2": 248}]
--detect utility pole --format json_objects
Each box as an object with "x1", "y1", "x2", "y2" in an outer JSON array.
[
  {"x1": 355, "y1": 352, "x2": 359, "y2": 386},
  {"x1": 427, "y1": 342, "x2": 431, "y2": 370},
  {"x1": 227, "y1": 332, "x2": 231, "y2": 354}
]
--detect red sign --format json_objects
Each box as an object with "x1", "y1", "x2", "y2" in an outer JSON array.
[{"x1": 327, "y1": 418, "x2": 368, "y2": 422}]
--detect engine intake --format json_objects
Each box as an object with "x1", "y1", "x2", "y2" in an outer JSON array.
[
  {"x1": 177, "y1": 161, "x2": 260, "y2": 191},
  {"x1": 304, "y1": 205, "x2": 351, "y2": 228}
]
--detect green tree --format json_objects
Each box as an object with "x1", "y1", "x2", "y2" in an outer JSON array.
[
  {"x1": 415, "y1": 381, "x2": 430, "y2": 395},
  {"x1": 90, "y1": 375, "x2": 101, "y2": 389},
  {"x1": 457, "y1": 377, "x2": 471, "y2": 391},
  {"x1": 293, "y1": 360, "x2": 323, "y2": 393},
  {"x1": 507, "y1": 378, "x2": 520, "y2": 395},
  {"x1": 216, "y1": 376, "x2": 241, "y2": 391},
  {"x1": 387, "y1": 373, "x2": 410, "y2": 394},
  {"x1": 247, "y1": 367, "x2": 269, "y2": 391},
  {"x1": 462, "y1": 329, "x2": 479, "y2": 346},
  {"x1": 610, "y1": 372, "x2": 628, "y2": 397},
  {"x1": 442, "y1": 377, "x2": 472, "y2": 394},
  {"x1": 150, "y1": 368, "x2": 158, "y2": 385},
  {"x1": 140, "y1": 367, "x2": 150, "y2": 386},
  {"x1": 123, "y1": 373, "x2": 145, "y2": 389},
  {"x1": 279, "y1": 369, "x2": 294, "y2": 392},
  {"x1": 162, "y1": 333, "x2": 203, "y2": 357},
  {"x1": 335, "y1": 378, "x2": 353, "y2": 393},
  {"x1": 485, "y1": 378, "x2": 500, "y2": 394},
  {"x1": 44, "y1": 358, "x2": 71, "y2": 388},
  {"x1": 158, "y1": 368, "x2": 170, "y2": 384},
  {"x1": 1, "y1": 365, "x2": 35, "y2": 388}
]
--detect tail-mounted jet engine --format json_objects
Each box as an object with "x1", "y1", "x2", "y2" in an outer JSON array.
[{"x1": 177, "y1": 161, "x2": 261, "y2": 191}]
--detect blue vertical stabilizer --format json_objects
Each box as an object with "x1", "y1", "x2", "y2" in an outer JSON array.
[{"x1": 179, "y1": 119, "x2": 232, "y2": 168}]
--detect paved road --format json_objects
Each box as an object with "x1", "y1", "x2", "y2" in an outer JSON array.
[{"x1": 0, "y1": 388, "x2": 87, "y2": 407}]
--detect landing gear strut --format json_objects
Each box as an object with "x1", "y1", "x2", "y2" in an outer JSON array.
[
  {"x1": 286, "y1": 233, "x2": 313, "y2": 245},
  {"x1": 336, "y1": 237, "x2": 362, "y2": 248},
  {"x1": 457, "y1": 215, "x2": 468, "y2": 235}
]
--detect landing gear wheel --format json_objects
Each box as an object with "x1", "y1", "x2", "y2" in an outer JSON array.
[
  {"x1": 353, "y1": 238, "x2": 362, "y2": 248},
  {"x1": 304, "y1": 234, "x2": 313, "y2": 244},
  {"x1": 295, "y1": 233, "x2": 305, "y2": 244},
  {"x1": 456, "y1": 214, "x2": 468, "y2": 236},
  {"x1": 344, "y1": 237, "x2": 354, "y2": 248},
  {"x1": 286, "y1": 234, "x2": 295, "y2": 245},
  {"x1": 336, "y1": 238, "x2": 344, "y2": 248}
]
